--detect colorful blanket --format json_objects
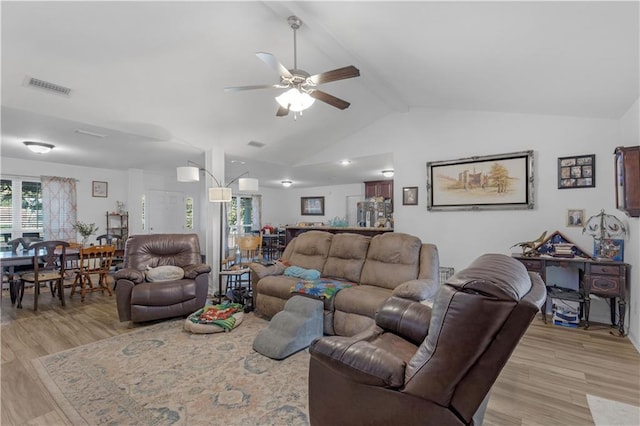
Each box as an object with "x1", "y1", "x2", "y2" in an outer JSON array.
[
  {"x1": 291, "y1": 279, "x2": 355, "y2": 300},
  {"x1": 187, "y1": 303, "x2": 243, "y2": 330}
]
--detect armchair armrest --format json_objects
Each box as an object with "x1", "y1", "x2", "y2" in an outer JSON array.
[
  {"x1": 248, "y1": 261, "x2": 287, "y2": 280},
  {"x1": 183, "y1": 263, "x2": 212, "y2": 279},
  {"x1": 114, "y1": 268, "x2": 144, "y2": 284},
  {"x1": 309, "y1": 335, "x2": 406, "y2": 389},
  {"x1": 393, "y1": 278, "x2": 439, "y2": 302}
]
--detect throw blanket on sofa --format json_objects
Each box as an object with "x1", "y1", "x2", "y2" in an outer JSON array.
[{"x1": 291, "y1": 279, "x2": 355, "y2": 300}]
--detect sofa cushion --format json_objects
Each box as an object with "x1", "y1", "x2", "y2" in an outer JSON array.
[
  {"x1": 130, "y1": 279, "x2": 197, "y2": 305},
  {"x1": 360, "y1": 233, "x2": 422, "y2": 290},
  {"x1": 322, "y1": 233, "x2": 371, "y2": 283},
  {"x1": 287, "y1": 231, "x2": 333, "y2": 272},
  {"x1": 334, "y1": 285, "x2": 393, "y2": 318}
]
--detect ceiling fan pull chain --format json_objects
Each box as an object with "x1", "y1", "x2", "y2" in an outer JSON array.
[{"x1": 293, "y1": 23, "x2": 298, "y2": 69}]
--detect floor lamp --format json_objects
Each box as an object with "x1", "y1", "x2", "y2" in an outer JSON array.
[{"x1": 177, "y1": 161, "x2": 259, "y2": 295}]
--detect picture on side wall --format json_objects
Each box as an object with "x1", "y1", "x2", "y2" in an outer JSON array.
[
  {"x1": 557, "y1": 154, "x2": 595, "y2": 189},
  {"x1": 426, "y1": 150, "x2": 534, "y2": 211},
  {"x1": 402, "y1": 187, "x2": 418, "y2": 205},
  {"x1": 92, "y1": 181, "x2": 108, "y2": 198},
  {"x1": 300, "y1": 196, "x2": 325, "y2": 216},
  {"x1": 567, "y1": 209, "x2": 585, "y2": 227}
]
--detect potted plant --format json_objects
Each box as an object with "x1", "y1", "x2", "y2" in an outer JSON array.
[{"x1": 72, "y1": 221, "x2": 99, "y2": 247}]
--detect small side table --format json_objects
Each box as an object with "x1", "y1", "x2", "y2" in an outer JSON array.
[{"x1": 218, "y1": 267, "x2": 251, "y2": 303}]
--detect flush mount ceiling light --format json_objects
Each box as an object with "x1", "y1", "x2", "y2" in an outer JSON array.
[
  {"x1": 281, "y1": 180, "x2": 293, "y2": 187},
  {"x1": 340, "y1": 159, "x2": 352, "y2": 166},
  {"x1": 382, "y1": 170, "x2": 394, "y2": 178},
  {"x1": 23, "y1": 141, "x2": 55, "y2": 154}
]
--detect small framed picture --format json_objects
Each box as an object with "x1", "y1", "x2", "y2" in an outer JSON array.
[
  {"x1": 558, "y1": 155, "x2": 595, "y2": 189},
  {"x1": 300, "y1": 196, "x2": 324, "y2": 216},
  {"x1": 567, "y1": 209, "x2": 584, "y2": 227},
  {"x1": 402, "y1": 187, "x2": 418, "y2": 205},
  {"x1": 92, "y1": 181, "x2": 108, "y2": 198}
]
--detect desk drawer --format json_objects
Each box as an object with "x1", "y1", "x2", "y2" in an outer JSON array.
[
  {"x1": 518, "y1": 259, "x2": 543, "y2": 271},
  {"x1": 589, "y1": 276, "x2": 621, "y2": 296},
  {"x1": 591, "y1": 265, "x2": 620, "y2": 275}
]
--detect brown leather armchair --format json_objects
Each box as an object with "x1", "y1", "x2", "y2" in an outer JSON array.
[
  {"x1": 308, "y1": 253, "x2": 546, "y2": 426},
  {"x1": 114, "y1": 234, "x2": 211, "y2": 323}
]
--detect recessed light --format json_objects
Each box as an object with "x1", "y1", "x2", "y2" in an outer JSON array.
[
  {"x1": 281, "y1": 180, "x2": 293, "y2": 187},
  {"x1": 23, "y1": 141, "x2": 55, "y2": 154}
]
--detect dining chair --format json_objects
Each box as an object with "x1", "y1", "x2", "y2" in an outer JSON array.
[
  {"x1": 96, "y1": 233, "x2": 121, "y2": 246},
  {"x1": 17, "y1": 240, "x2": 69, "y2": 310},
  {"x1": 70, "y1": 245, "x2": 116, "y2": 302}
]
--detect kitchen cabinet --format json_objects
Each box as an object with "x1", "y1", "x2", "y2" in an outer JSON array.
[{"x1": 365, "y1": 180, "x2": 393, "y2": 201}]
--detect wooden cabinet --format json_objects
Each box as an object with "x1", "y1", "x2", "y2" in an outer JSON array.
[
  {"x1": 614, "y1": 146, "x2": 640, "y2": 217},
  {"x1": 365, "y1": 180, "x2": 393, "y2": 201}
]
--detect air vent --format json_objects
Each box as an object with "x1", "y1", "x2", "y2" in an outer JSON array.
[
  {"x1": 248, "y1": 140, "x2": 265, "y2": 148},
  {"x1": 24, "y1": 76, "x2": 72, "y2": 96}
]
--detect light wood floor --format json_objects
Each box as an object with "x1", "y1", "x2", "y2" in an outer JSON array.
[{"x1": 1, "y1": 285, "x2": 639, "y2": 426}]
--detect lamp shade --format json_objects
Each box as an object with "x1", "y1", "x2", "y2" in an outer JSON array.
[
  {"x1": 177, "y1": 166, "x2": 200, "y2": 182},
  {"x1": 238, "y1": 178, "x2": 259, "y2": 192},
  {"x1": 275, "y1": 88, "x2": 315, "y2": 112},
  {"x1": 208, "y1": 187, "x2": 232, "y2": 202}
]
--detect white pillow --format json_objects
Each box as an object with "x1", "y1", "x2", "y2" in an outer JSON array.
[{"x1": 145, "y1": 265, "x2": 185, "y2": 282}]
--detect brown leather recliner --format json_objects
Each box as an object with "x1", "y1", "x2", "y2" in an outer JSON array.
[
  {"x1": 114, "y1": 234, "x2": 211, "y2": 323},
  {"x1": 308, "y1": 253, "x2": 546, "y2": 426}
]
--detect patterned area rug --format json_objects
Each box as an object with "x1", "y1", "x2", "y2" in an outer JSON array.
[{"x1": 33, "y1": 314, "x2": 310, "y2": 425}]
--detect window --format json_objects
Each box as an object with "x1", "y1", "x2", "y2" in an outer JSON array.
[
  {"x1": 227, "y1": 195, "x2": 260, "y2": 235},
  {"x1": 0, "y1": 177, "x2": 43, "y2": 250},
  {"x1": 185, "y1": 197, "x2": 194, "y2": 230}
]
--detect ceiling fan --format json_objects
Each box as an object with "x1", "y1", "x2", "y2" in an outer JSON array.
[{"x1": 224, "y1": 15, "x2": 360, "y2": 117}]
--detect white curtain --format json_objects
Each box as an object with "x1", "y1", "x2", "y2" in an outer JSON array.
[
  {"x1": 251, "y1": 195, "x2": 262, "y2": 232},
  {"x1": 41, "y1": 176, "x2": 77, "y2": 241}
]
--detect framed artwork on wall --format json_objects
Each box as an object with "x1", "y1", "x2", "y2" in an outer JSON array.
[
  {"x1": 567, "y1": 209, "x2": 584, "y2": 227},
  {"x1": 426, "y1": 150, "x2": 534, "y2": 211},
  {"x1": 301, "y1": 196, "x2": 325, "y2": 216},
  {"x1": 557, "y1": 154, "x2": 595, "y2": 189},
  {"x1": 402, "y1": 187, "x2": 418, "y2": 205},
  {"x1": 92, "y1": 181, "x2": 108, "y2": 198}
]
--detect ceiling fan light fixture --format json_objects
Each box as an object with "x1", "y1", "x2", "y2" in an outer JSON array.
[
  {"x1": 275, "y1": 88, "x2": 315, "y2": 112},
  {"x1": 281, "y1": 180, "x2": 293, "y2": 188},
  {"x1": 382, "y1": 169, "x2": 394, "y2": 178},
  {"x1": 23, "y1": 141, "x2": 55, "y2": 154}
]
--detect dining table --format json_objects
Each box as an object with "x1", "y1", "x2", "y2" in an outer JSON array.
[{"x1": 1, "y1": 247, "x2": 80, "y2": 305}]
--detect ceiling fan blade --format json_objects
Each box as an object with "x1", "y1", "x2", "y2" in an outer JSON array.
[
  {"x1": 308, "y1": 66, "x2": 360, "y2": 85},
  {"x1": 276, "y1": 105, "x2": 290, "y2": 117},
  {"x1": 309, "y1": 90, "x2": 351, "y2": 110},
  {"x1": 256, "y1": 52, "x2": 293, "y2": 78},
  {"x1": 224, "y1": 84, "x2": 283, "y2": 92}
]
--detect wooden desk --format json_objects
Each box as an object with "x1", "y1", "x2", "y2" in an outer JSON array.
[{"x1": 513, "y1": 255, "x2": 630, "y2": 335}]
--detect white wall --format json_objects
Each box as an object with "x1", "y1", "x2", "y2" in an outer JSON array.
[
  {"x1": 1, "y1": 157, "x2": 128, "y2": 242},
  {"x1": 261, "y1": 183, "x2": 363, "y2": 227},
  {"x1": 327, "y1": 107, "x2": 637, "y2": 340},
  {"x1": 618, "y1": 98, "x2": 639, "y2": 350}
]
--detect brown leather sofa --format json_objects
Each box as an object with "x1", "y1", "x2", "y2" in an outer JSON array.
[
  {"x1": 250, "y1": 230, "x2": 439, "y2": 336},
  {"x1": 114, "y1": 234, "x2": 211, "y2": 323},
  {"x1": 308, "y1": 253, "x2": 546, "y2": 426}
]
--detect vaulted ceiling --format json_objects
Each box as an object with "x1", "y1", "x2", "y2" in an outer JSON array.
[{"x1": 1, "y1": 1, "x2": 638, "y2": 187}]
